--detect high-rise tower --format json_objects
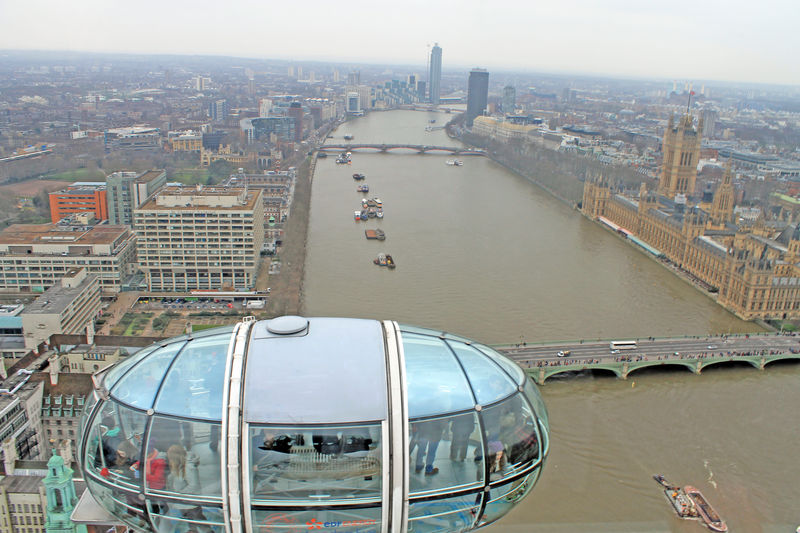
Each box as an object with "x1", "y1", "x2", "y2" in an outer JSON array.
[
  {"x1": 709, "y1": 162, "x2": 735, "y2": 228},
  {"x1": 658, "y1": 113, "x2": 703, "y2": 199},
  {"x1": 466, "y1": 68, "x2": 489, "y2": 127},
  {"x1": 428, "y1": 43, "x2": 442, "y2": 105}
]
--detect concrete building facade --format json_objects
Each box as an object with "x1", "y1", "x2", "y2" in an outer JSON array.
[
  {"x1": 105, "y1": 170, "x2": 167, "y2": 226},
  {"x1": 134, "y1": 186, "x2": 264, "y2": 292},
  {"x1": 20, "y1": 270, "x2": 102, "y2": 352},
  {"x1": 0, "y1": 223, "x2": 137, "y2": 296}
]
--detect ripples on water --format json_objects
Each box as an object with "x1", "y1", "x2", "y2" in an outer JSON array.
[{"x1": 304, "y1": 110, "x2": 798, "y2": 531}]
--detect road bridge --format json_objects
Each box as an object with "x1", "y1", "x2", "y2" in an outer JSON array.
[
  {"x1": 495, "y1": 333, "x2": 800, "y2": 384},
  {"x1": 318, "y1": 144, "x2": 486, "y2": 156}
]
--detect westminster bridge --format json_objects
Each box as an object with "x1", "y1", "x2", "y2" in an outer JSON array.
[
  {"x1": 494, "y1": 333, "x2": 800, "y2": 384},
  {"x1": 318, "y1": 144, "x2": 486, "y2": 155}
]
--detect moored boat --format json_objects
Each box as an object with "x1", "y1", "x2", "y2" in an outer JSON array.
[
  {"x1": 365, "y1": 229, "x2": 386, "y2": 241},
  {"x1": 373, "y1": 197, "x2": 382, "y2": 207},
  {"x1": 386, "y1": 254, "x2": 396, "y2": 269},
  {"x1": 376, "y1": 208, "x2": 383, "y2": 219},
  {"x1": 685, "y1": 486, "x2": 727, "y2": 532},
  {"x1": 360, "y1": 209, "x2": 369, "y2": 220},
  {"x1": 446, "y1": 159, "x2": 456, "y2": 166},
  {"x1": 367, "y1": 207, "x2": 377, "y2": 218},
  {"x1": 354, "y1": 210, "x2": 361, "y2": 221},
  {"x1": 373, "y1": 253, "x2": 387, "y2": 266}
]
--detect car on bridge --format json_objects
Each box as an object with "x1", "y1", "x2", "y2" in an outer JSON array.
[{"x1": 557, "y1": 350, "x2": 570, "y2": 357}]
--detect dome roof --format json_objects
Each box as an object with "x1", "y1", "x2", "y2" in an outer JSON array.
[{"x1": 100, "y1": 318, "x2": 530, "y2": 423}]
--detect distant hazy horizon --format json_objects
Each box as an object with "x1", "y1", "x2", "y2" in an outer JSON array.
[{"x1": 1, "y1": 0, "x2": 798, "y2": 86}]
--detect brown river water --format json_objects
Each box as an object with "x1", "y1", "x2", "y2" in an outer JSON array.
[{"x1": 303, "y1": 110, "x2": 800, "y2": 532}]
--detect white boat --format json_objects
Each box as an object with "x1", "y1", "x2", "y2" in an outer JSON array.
[
  {"x1": 376, "y1": 209, "x2": 384, "y2": 219},
  {"x1": 354, "y1": 210, "x2": 361, "y2": 221},
  {"x1": 446, "y1": 159, "x2": 456, "y2": 166}
]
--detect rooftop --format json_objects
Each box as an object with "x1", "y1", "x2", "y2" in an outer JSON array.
[
  {"x1": 22, "y1": 274, "x2": 97, "y2": 316},
  {"x1": 137, "y1": 186, "x2": 261, "y2": 211},
  {"x1": 0, "y1": 224, "x2": 131, "y2": 246}
]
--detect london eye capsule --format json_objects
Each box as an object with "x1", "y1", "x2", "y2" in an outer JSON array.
[{"x1": 78, "y1": 316, "x2": 549, "y2": 532}]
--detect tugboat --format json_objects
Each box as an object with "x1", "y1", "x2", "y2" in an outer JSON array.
[
  {"x1": 353, "y1": 173, "x2": 365, "y2": 180},
  {"x1": 386, "y1": 254, "x2": 396, "y2": 269}
]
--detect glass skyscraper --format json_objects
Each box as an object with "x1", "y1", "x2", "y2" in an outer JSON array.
[
  {"x1": 428, "y1": 43, "x2": 442, "y2": 105},
  {"x1": 466, "y1": 68, "x2": 489, "y2": 127}
]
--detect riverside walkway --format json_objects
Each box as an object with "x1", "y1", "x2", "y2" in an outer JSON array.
[{"x1": 495, "y1": 333, "x2": 800, "y2": 384}]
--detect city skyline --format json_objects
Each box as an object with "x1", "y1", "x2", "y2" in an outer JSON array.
[{"x1": 1, "y1": 0, "x2": 799, "y2": 86}]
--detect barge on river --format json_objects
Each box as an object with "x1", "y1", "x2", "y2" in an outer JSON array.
[{"x1": 653, "y1": 475, "x2": 727, "y2": 532}]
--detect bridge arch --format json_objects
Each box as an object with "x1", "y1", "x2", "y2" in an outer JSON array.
[
  {"x1": 699, "y1": 359, "x2": 761, "y2": 372},
  {"x1": 624, "y1": 361, "x2": 697, "y2": 378},
  {"x1": 763, "y1": 354, "x2": 800, "y2": 368}
]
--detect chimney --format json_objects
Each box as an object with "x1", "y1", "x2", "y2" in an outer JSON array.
[
  {"x1": 86, "y1": 320, "x2": 95, "y2": 345},
  {"x1": 2, "y1": 438, "x2": 17, "y2": 475},
  {"x1": 48, "y1": 354, "x2": 59, "y2": 385},
  {"x1": 58, "y1": 439, "x2": 74, "y2": 467}
]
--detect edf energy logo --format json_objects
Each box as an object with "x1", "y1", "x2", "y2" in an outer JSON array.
[{"x1": 306, "y1": 517, "x2": 378, "y2": 532}]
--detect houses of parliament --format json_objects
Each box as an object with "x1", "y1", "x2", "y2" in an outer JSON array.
[{"x1": 582, "y1": 113, "x2": 800, "y2": 321}]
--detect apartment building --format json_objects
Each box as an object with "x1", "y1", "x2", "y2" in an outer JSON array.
[
  {"x1": 0, "y1": 221, "x2": 137, "y2": 295},
  {"x1": 134, "y1": 185, "x2": 264, "y2": 292}
]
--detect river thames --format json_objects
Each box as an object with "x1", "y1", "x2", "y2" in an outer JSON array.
[{"x1": 303, "y1": 110, "x2": 800, "y2": 531}]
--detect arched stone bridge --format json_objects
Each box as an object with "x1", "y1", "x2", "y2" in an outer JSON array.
[
  {"x1": 520, "y1": 352, "x2": 800, "y2": 384},
  {"x1": 318, "y1": 144, "x2": 486, "y2": 155},
  {"x1": 494, "y1": 334, "x2": 800, "y2": 384}
]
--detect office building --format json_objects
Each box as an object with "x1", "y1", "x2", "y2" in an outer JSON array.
[
  {"x1": 503, "y1": 85, "x2": 516, "y2": 113},
  {"x1": 428, "y1": 43, "x2": 442, "y2": 105},
  {"x1": 287, "y1": 102, "x2": 304, "y2": 142},
  {"x1": 0, "y1": 222, "x2": 137, "y2": 295},
  {"x1": 72, "y1": 317, "x2": 548, "y2": 532},
  {"x1": 102, "y1": 127, "x2": 161, "y2": 151},
  {"x1": 347, "y1": 92, "x2": 361, "y2": 114},
  {"x1": 0, "y1": 305, "x2": 26, "y2": 366},
  {"x1": 168, "y1": 131, "x2": 202, "y2": 152},
  {"x1": 466, "y1": 68, "x2": 489, "y2": 127},
  {"x1": 20, "y1": 269, "x2": 102, "y2": 351},
  {"x1": 48, "y1": 183, "x2": 107, "y2": 224},
  {"x1": 134, "y1": 186, "x2": 264, "y2": 292},
  {"x1": 347, "y1": 71, "x2": 360, "y2": 86},
  {"x1": 105, "y1": 170, "x2": 167, "y2": 226}
]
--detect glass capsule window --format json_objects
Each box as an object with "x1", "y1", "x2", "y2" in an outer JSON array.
[{"x1": 248, "y1": 423, "x2": 382, "y2": 503}]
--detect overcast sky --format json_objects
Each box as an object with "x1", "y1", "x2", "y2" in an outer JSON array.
[{"x1": 1, "y1": 0, "x2": 799, "y2": 85}]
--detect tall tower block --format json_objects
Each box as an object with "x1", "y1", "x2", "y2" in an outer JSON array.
[{"x1": 658, "y1": 113, "x2": 703, "y2": 199}]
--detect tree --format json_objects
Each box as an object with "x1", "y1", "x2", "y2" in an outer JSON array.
[{"x1": 208, "y1": 160, "x2": 237, "y2": 182}]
